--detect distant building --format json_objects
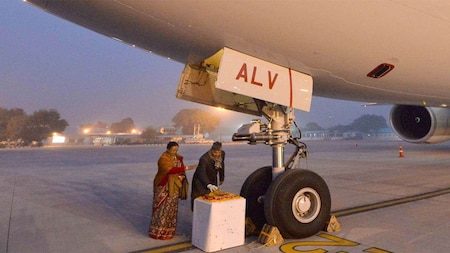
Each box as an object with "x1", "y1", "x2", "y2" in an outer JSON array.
[
  {"x1": 367, "y1": 128, "x2": 400, "y2": 141},
  {"x1": 302, "y1": 131, "x2": 343, "y2": 141},
  {"x1": 89, "y1": 133, "x2": 142, "y2": 146},
  {"x1": 343, "y1": 131, "x2": 364, "y2": 140},
  {"x1": 302, "y1": 128, "x2": 399, "y2": 141}
]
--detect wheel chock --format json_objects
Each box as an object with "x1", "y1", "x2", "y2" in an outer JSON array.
[
  {"x1": 244, "y1": 217, "x2": 258, "y2": 236},
  {"x1": 325, "y1": 215, "x2": 341, "y2": 232},
  {"x1": 247, "y1": 223, "x2": 284, "y2": 249}
]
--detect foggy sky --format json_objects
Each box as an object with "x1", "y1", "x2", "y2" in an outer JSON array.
[{"x1": 1, "y1": 1, "x2": 391, "y2": 137}]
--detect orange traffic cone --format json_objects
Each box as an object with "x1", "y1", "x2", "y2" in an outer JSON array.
[{"x1": 399, "y1": 145, "x2": 404, "y2": 158}]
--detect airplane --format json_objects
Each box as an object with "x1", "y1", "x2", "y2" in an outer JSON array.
[{"x1": 23, "y1": 0, "x2": 450, "y2": 239}]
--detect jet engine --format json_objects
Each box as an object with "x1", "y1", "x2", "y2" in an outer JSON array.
[{"x1": 390, "y1": 105, "x2": 450, "y2": 144}]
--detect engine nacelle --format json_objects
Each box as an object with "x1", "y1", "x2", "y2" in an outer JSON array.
[{"x1": 390, "y1": 105, "x2": 450, "y2": 144}]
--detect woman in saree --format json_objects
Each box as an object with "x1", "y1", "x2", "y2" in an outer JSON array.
[{"x1": 149, "y1": 141, "x2": 195, "y2": 240}]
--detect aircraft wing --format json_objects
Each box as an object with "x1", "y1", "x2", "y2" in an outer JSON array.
[{"x1": 24, "y1": 0, "x2": 450, "y2": 143}]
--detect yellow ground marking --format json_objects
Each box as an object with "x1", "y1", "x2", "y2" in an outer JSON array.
[
  {"x1": 279, "y1": 233, "x2": 395, "y2": 253},
  {"x1": 364, "y1": 247, "x2": 394, "y2": 253},
  {"x1": 280, "y1": 233, "x2": 358, "y2": 252},
  {"x1": 130, "y1": 242, "x2": 193, "y2": 253}
]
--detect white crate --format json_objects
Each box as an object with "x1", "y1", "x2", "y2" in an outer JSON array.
[{"x1": 192, "y1": 197, "x2": 246, "y2": 252}]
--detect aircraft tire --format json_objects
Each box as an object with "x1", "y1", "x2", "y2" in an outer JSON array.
[
  {"x1": 240, "y1": 166, "x2": 272, "y2": 234},
  {"x1": 264, "y1": 169, "x2": 331, "y2": 238}
]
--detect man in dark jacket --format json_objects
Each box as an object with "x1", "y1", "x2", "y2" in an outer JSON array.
[{"x1": 191, "y1": 141, "x2": 225, "y2": 210}]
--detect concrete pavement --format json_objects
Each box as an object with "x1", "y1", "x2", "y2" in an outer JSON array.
[{"x1": 0, "y1": 141, "x2": 449, "y2": 252}]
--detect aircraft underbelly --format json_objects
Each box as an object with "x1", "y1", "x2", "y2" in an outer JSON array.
[{"x1": 25, "y1": 0, "x2": 450, "y2": 107}]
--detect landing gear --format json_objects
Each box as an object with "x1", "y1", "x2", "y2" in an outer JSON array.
[{"x1": 234, "y1": 101, "x2": 331, "y2": 238}]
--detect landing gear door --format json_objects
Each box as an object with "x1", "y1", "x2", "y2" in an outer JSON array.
[
  {"x1": 176, "y1": 51, "x2": 261, "y2": 116},
  {"x1": 216, "y1": 48, "x2": 313, "y2": 112},
  {"x1": 176, "y1": 47, "x2": 312, "y2": 114}
]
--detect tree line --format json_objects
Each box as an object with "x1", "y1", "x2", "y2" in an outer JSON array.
[
  {"x1": 303, "y1": 114, "x2": 388, "y2": 133},
  {"x1": 81, "y1": 108, "x2": 221, "y2": 144},
  {"x1": 140, "y1": 108, "x2": 221, "y2": 143},
  {"x1": 0, "y1": 106, "x2": 221, "y2": 146},
  {"x1": 1, "y1": 106, "x2": 388, "y2": 146},
  {"x1": 0, "y1": 108, "x2": 68, "y2": 146}
]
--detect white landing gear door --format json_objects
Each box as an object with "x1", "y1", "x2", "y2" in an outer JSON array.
[{"x1": 216, "y1": 48, "x2": 313, "y2": 112}]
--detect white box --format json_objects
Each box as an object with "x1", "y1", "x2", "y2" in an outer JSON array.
[{"x1": 192, "y1": 197, "x2": 246, "y2": 252}]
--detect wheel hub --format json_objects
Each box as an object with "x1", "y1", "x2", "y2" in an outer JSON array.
[
  {"x1": 292, "y1": 187, "x2": 321, "y2": 223},
  {"x1": 297, "y1": 195, "x2": 312, "y2": 213}
]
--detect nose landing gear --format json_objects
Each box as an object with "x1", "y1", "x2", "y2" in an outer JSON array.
[{"x1": 235, "y1": 102, "x2": 331, "y2": 238}]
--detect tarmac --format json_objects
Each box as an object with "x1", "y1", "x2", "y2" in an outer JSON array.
[{"x1": 0, "y1": 140, "x2": 449, "y2": 253}]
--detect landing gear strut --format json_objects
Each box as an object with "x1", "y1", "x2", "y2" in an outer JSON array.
[{"x1": 233, "y1": 101, "x2": 331, "y2": 238}]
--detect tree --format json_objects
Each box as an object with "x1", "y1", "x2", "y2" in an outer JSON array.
[
  {"x1": 109, "y1": 118, "x2": 135, "y2": 133},
  {"x1": 172, "y1": 108, "x2": 220, "y2": 135},
  {"x1": 5, "y1": 115, "x2": 28, "y2": 141},
  {"x1": 303, "y1": 122, "x2": 324, "y2": 131},
  {"x1": 0, "y1": 108, "x2": 26, "y2": 140},
  {"x1": 141, "y1": 126, "x2": 159, "y2": 143},
  {"x1": 329, "y1": 124, "x2": 352, "y2": 132},
  {"x1": 22, "y1": 109, "x2": 69, "y2": 143},
  {"x1": 80, "y1": 121, "x2": 109, "y2": 133},
  {"x1": 350, "y1": 114, "x2": 388, "y2": 133}
]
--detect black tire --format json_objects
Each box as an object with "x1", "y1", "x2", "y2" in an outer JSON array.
[
  {"x1": 264, "y1": 169, "x2": 331, "y2": 238},
  {"x1": 240, "y1": 166, "x2": 272, "y2": 233}
]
